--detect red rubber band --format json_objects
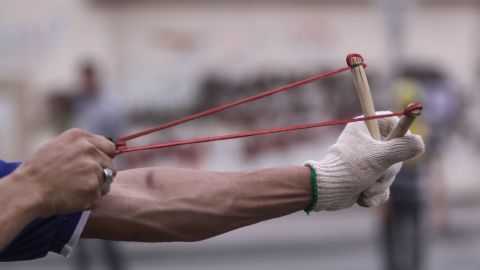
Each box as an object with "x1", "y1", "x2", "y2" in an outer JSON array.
[
  {"x1": 115, "y1": 112, "x2": 406, "y2": 155},
  {"x1": 116, "y1": 65, "x2": 352, "y2": 143},
  {"x1": 404, "y1": 103, "x2": 423, "y2": 115},
  {"x1": 346, "y1": 53, "x2": 365, "y2": 67},
  {"x1": 113, "y1": 55, "x2": 418, "y2": 156}
]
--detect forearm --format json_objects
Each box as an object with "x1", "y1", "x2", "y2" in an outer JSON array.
[
  {"x1": 0, "y1": 173, "x2": 40, "y2": 250},
  {"x1": 82, "y1": 166, "x2": 311, "y2": 242}
]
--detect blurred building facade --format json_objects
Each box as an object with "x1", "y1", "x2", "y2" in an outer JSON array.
[
  {"x1": 1, "y1": 0, "x2": 480, "y2": 269},
  {"x1": 1, "y1": 0, "x2": 479, "y2": 196}
]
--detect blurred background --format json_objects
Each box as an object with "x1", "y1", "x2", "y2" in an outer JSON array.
[{"x1": 1, "y1": 0, "x2": 480, "y2": 269}]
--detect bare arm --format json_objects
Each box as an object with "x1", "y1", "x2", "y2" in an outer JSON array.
[
  {"x1": 81, "y1": 118, "x2": 424, "y2": 243},
  {"x1": 0, "y1": 173, "x2": 40, "y2": 250},
  {"x1": 82, "y1": 166, "x2": 311, "y2": 242}
]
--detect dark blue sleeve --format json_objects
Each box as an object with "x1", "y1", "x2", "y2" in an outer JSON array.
[
  {"x1": 0, "y1": 160, "x2": 86, "y2": 262},
  {"x1": 0, "y1": 160, "x2": 21, "y2": 178}
]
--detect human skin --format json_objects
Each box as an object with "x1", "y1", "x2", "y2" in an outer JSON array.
[
  {"x1": 0, "y1": 129, "x2": 311, "y2": 250},
  {"x1": 0, "y1": 129, "x2": 116, "y2": 250},
  {"x1": 1, "y1": 119, "x2": 424, "y2": 250},
  {"x1": 82, "y1": 116, "x2": 424, "y2": 242},
  {"x1": 82, "y1": 166, "x2": 312, "y2": 242}
]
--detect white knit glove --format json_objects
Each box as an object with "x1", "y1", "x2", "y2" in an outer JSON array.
[{"x1": 304, "y1": 112, "x2": 424, "y2": 211}]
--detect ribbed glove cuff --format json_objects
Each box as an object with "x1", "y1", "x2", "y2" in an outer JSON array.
[{"x1": 303, "y1": 158, "x2": 357, "y2": 212}]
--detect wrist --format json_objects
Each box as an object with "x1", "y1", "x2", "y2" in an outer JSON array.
[{"x1": 3, "y1": 169, "x2": 45, "y2": 220}]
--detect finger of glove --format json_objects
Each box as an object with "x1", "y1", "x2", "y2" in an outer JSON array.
[
  {"x1": 352, "y1": 111, "x2": 399, "y2": 137},
  {"x1": 336, "y1": 121, "x2": 372, "y2": 144},
  {"x1": 325, "y1": 196, "x2": 358, "y2": 212},
  {"x1": 357, "y1": 163, "x2": 402, "y2": 207},
  {"x1": 376, "y1": 134, "x2": 425, "y2": 166},
  {"x1": 357, "y1": 181, "x2": 392, "y2": 207},
  {"x1": 341, "y1": 112, "x2": 400, "y2": 143},
  {"x1": 358, "y1": 189, "x2": 390, "y2": 207},
  {"x1": 377, "y1": 116, "x2": 400, "y2": 138}
]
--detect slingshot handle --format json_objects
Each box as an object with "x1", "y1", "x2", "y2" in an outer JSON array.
[
  {"x1": 347, "y1": 54, "x2": 381, "y2": 141},
  {"x1": 386, "y1": 103, "x2": 423, "y2": 140}
]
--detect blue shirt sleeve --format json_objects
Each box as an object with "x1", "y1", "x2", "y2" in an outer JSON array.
[{"x1": 0, "y1": 160, "x2": 87, "y2": 261}]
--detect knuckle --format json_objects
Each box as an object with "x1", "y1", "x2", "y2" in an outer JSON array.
[
  {"x1": 412, "y1": 135, "x2": 425, "y2": 151},
  {"x1": 66, "y1": 128, "x2": 86, "y2": 138},
  {"x1": 85, "y1": 178, "x2": 100, "y2": 192},
  {"x1": 83, "y1": 160, "x2": 99, "y2": 172},
  {"x1": 95, "y1": 136, "x2": 116, "y2": 156},
  {"x1": 80, "y1": 142, "x2": 98, "y2": 156},
  {"x1": 95, "y1": 134, "x2": 111, "y2": 144}
]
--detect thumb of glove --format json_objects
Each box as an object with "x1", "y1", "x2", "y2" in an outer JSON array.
[{"x1": 376, "y1": 134, "x2": 425, "y2": 167}]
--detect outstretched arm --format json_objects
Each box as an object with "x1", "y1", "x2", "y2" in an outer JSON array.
[
  {"x1": 82, "y1": 166, "x2": 312, "y2": 242},
  {"x1": 82, "y1": 116, "x2": 424, "y2": 243}
]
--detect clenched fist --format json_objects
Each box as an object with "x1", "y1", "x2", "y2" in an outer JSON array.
[{"x1": 11, "y1": 129, "x2": 117, "y2": 217}]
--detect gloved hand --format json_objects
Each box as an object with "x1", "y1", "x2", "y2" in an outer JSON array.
[{"x1": 304, "y1": 112, "x2": 424, "y2": 211}]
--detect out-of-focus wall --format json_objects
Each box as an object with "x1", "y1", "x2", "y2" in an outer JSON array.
[
  {"x1": 0, "y1": 0, "x2": 114, "y2": 86},
  {"x1": 1, "y1": 0, "x2": 479, "y2": 195},
  {"x1": 0, "y1": 0, "x2": 115, "y2": 158},
  {"x1": 2, "y1": 2, "x2": 480, "y2": 270},
  {"x1": 1, "y1": 1, "x2": 478, "y2": 99},
  {"x1": 105, "y1": 2, "x2": 479, "y2": 109}
]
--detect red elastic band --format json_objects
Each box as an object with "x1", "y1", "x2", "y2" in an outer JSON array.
[
  {"x1": 116, "y1": 65, "x2": 352, "y2": 144},
  {"x1": 115, "y1": 112, "x2": 405, "y2": 155},
  {"x1": 112, "y1": 54, "x2": 413, "y2": 156},
  {"x1": 404, "y1": 103, "x2": 423, "y2": 115},
  {"x1": 347, "y1": 53, "x2": 369, "y2": 68}
]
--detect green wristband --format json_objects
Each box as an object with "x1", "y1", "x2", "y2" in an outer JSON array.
[{"x1": 304, "y1": 165, "x2": 318, "y2": 215}]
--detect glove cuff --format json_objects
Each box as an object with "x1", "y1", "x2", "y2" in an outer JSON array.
[
  {"x1": 303, "y1": 165, "x2": 319, "y2": 214},
  {"x1": 303, "y1": 157, "x2": 355, "y2": 211}
]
